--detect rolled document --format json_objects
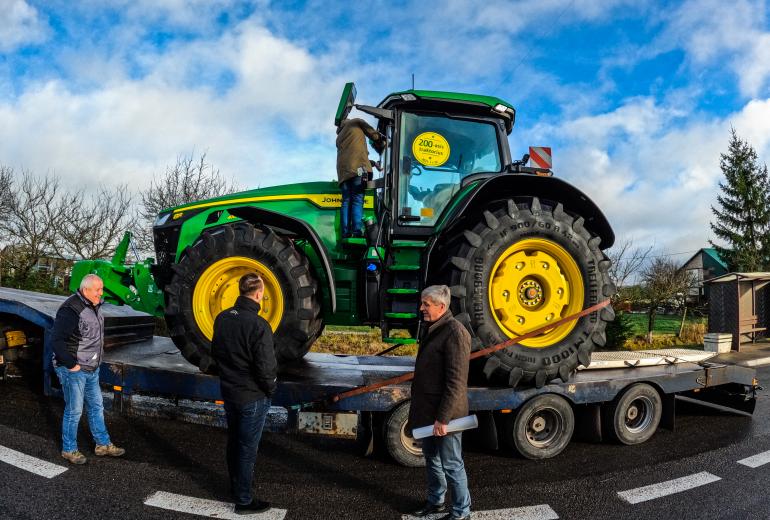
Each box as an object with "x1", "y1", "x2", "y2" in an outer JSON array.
[{"x1": 412, "y1": 414, "x2": 479, "y2": 440}]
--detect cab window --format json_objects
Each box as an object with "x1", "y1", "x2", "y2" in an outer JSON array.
[{"x1": 397, "y1": 112, "x2": 502, "y2": 226}]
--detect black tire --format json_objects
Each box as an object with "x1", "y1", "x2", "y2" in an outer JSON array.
[
  {"x1": 383, "y1": 401, "x2": 425, "y2": 467},
  {"x1": 506, "y1": 394, "x2": 574, "y2": 459},
  {"x1": 602, "y1": 383, "x2": 662, "y2": 445},
  {"x1": 443, "y1": 197, "x2": 615, "y2": 388},
  {"x1": 164, "y1": 222, "x2": 323, "y2": 372}
]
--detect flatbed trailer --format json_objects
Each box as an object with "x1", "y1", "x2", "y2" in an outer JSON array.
[{"x1": 0, "y1": 287, "x2": 759, "y2": 466}]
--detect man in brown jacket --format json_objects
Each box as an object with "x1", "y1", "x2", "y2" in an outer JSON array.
[
  {"x1": 335, "y1": 117, "x2": 384, "y2": 237},
  {"x1": 408, "y1": 285, "x2": 472, "y2": 520}
]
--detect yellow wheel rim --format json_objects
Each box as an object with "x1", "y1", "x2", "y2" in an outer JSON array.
[
  {"x1": 488, "y1": 238, "x2": 584, "y2": 348},
  {"x1": 192, "y1": 256, "x2": 284, "y2": 340}
]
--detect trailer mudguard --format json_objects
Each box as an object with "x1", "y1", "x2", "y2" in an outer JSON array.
[
  {"x1": 448, "y1": 174, "x2": 614, "y2": 249},
  {"x1": 227, "y1": 205, "x2": 337, "y2": 312}
]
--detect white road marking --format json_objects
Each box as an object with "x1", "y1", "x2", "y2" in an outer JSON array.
[
  {"x1": 737, "y1": 449, "x2": 770, "y2": 468},
  {"x1": 144, "y1": 491, "x2": 287, "y2": 519},
  {"x1": 401, "y1": 504, "x2": 558, "y2": 520},
  {"x1": 617, "y1": 471, "x2": 721, "y2": 504},
  {"x1": 0, "y1": 445, "x2": 68, "y2": 479}
]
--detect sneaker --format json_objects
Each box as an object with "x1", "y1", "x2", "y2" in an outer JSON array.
[
  {"x1": 94, "y1": 444, "x2": 125, "y2": 457},
  {"x1": 234, "y1": 499, "x2": 270, "y2": 514},
  {"x1": 61, "y1": 450, "x2": 87, "y2": 465}
]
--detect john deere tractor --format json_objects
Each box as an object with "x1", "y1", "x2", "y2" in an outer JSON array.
[{"x1": 72, "y1": 83, "x2": 615, "y2": 387}]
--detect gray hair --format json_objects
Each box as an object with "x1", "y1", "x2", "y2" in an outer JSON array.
[
  {"x1": 79, "y1": 274, "x2": 103, "y2": 290},
  {"x1": 421, "y1": 285, "x2": 450, "y2": 308}
]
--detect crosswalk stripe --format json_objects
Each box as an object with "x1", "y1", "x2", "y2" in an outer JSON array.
[
  {"x1": 737, "y1": 449, "x2": 770, "y2": 468},
  {"x1": 0, "y1": 445, "x2": 68, "y2": 479},
  {"x1": 144, "y1": 491, "x2": 287, "y2": 519},
  {"x1": 617, "y1": 471, "x2": 721, "y2": 504},
  {"x1": 401, "y1": 504, "x2": 559, "y2": 520}
]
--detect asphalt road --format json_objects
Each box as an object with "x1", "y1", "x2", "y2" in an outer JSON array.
[{"x1": 2, "y1": 366, "x2": 770, "y2": 520}]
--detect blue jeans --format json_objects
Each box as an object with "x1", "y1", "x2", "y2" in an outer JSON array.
[
  {"x1": 340, "y1": 175, "x2": 365, "y2": 237},
  {"x1": 421, "y1": 432, "x2": 471, "y2": 518},
  {"x1": 54, "y1": 365, "x2": 111, "y2": 453},
  {"x1": 224, "y1": 398, "x2": 272, "y2": 505}
]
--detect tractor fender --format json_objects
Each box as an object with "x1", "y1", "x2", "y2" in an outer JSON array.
[
  {"x1": 448, "y1": 174, "x2": 614, "y2": 249},
  {"x1": 227, "y1": 206, "x2": 336, "y2": 313}
]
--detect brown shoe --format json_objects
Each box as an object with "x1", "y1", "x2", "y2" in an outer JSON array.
[
  {"x1": 95, "y1": 444, "x2": 125, "y2": 457},
  {"x1": 61, "y1": 450, "x2": 87, "y2": 465}
]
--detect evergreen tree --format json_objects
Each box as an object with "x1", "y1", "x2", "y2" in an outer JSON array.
[{"x1": 710, "y1": 129, "x2": 770, "y2": 271}]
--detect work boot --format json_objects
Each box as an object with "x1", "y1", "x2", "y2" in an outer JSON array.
[
  {"x1": 234, "y1": 499, "x2": 270, "y2": 514},
  {"x1": 412, "y1": 502, "x2": 447, "y2": 517},
  {"x1": 61, "y1": 450, "x2": 87, "y2": 465},
  {"x1": 95, "y1": 444, "x2": 125, "y2": 457}
]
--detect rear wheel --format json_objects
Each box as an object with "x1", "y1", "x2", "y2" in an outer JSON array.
[
  {"x1": 164, "y1": 222, "x2": 323, "y2": 372},
  {"x1": 602, "y1": 383, "x2": 662, "y2": 445},
  {"x1": 506, "y1": 394, "x2": 574, "y2": 459},
  {"x1": 383, "y1": 401, "x2": 425, "y2": 467},
  {"x1": 443, "y1": 197, "x2": 615, "y2": 387}
]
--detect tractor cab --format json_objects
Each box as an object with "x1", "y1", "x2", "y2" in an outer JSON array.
[{"x1": 337, "y1": 83, "x2": 516, "y2": 239}]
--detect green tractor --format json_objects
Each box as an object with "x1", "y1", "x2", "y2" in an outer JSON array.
[{"x1": 72, "y1": 83, "x2": 615, "y2": 387}]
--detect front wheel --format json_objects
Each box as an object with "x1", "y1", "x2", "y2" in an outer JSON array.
[
  {"x1": 383, "y1": 401, "x2": 425, "y2": 467},
  {"x1": 164, "y1": 222, "x2": 323, "y2": 372}
]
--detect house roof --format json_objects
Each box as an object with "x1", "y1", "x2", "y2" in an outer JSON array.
[
  {"x1": 681, "y1": 247, "x2": 728, "y2": 271},
  {"x1": 705, "y1": 272, "x2": 770, "y2": 284}
]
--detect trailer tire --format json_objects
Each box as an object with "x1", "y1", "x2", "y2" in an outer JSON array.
[
  {"x1": 603, "y1": 383, "x2": 662, "y2": 445},
  {"x1": 506, "y1": 394, "x2": 574, "y2": 459},
  {"x1": 442, "y1": 197, "x2": 614, "y2": 388},
  {"x1": 164, "y1": 222, "x2": 323, "y2": 373},
  {"x1": 383, "y1": 401, "x2": 425, "y2": 467}
]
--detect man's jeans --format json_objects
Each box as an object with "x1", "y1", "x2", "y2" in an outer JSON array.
[
  {"x1": 340, "y1": 175, "x2": 365, "y2": 237},
  {"x1": 421, "y1": 432, "x2": 471, "y2": 518},
  {"x1": 224, "y1": 397, "x2": 272, "y2": 505},
  {"x1": 54, "y1": 365, "x2": 111, "y2": 453}
]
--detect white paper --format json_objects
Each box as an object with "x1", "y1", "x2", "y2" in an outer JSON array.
[{"x1": 412, "y1": 414, "x2": 479, "y2": 439}]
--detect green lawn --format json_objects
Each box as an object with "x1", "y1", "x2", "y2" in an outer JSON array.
[{"x1": 624, "y1": 312, "x2": 706, "y2": 336}]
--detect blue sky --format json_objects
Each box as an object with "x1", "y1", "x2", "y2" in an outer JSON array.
[{"x1": 2, "y1": 0, "x2": 770, "y2": 257}]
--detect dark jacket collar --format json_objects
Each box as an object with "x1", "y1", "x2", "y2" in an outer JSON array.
[
  {"x1": 426, "y1": 309, "x2": 453, "y2": 336},
  {"x1": 235, "y1": 295, "x2": 262, "y2": 314}
]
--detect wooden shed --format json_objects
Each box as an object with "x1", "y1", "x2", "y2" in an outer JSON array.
[{"x1": 706, "y1": 272, "x2": 770, "y2": 351}]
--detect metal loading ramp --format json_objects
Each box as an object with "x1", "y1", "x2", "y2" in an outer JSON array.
[{"x1": 582, "y1": 349, "x2": 716, "y2": 370}]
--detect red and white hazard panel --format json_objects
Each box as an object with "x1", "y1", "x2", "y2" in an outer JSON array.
[{"x1": 529, "y1": 147, "x2": 552, "y2": 169}]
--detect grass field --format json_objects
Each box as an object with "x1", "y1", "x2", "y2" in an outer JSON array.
[{"x1": 624, "y1": 313, "x2": 706, "y2": 336}]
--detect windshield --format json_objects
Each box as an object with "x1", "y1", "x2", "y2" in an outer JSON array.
[{"x1": 397, "y1": 112, "x2": 502, "y2": 226}]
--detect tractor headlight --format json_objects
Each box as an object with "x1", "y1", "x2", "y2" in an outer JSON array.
[{"x1": 155, "y1": 212, "x2": 171, "y2": 226}]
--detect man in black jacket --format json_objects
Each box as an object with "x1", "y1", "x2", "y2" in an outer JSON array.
[{"x1": 211, "y1": 273, "x2": 277, "y2": 515}]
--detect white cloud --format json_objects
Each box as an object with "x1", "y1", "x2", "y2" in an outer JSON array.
[{"x1": 0, "y1": 0, "x2": 49, "y2": 51}]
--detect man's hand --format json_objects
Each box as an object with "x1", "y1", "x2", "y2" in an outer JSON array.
[
  {"x1": 433, "y1": 421, "x2": 448, "y2": 437},
  {"x1": 68, "y1": 364, "x2": 81, "y2": 372}
]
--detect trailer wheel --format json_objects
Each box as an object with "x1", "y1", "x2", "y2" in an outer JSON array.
[
  {"x1": 164, "y1": 222, "x2": 323, "y2": 372},
  {"x1": 506, "y1": 394, "x2": 574, "y2": 459},
  {"x1": 603, "y1": 383, "x2": 662, "y2": 445},
  {"x1": 383, "y1": 401, "x2": 425, "y2": 467},
  {"x1": 441, "y1": 197, "x2": 614, "y2": 388}
]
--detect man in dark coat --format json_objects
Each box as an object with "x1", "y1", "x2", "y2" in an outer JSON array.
[
  {"x1": 335, "y1": 116, "x2": 385, "y2": 237},
  {"x1": 211, "y1": 273, "x2": 277, "y2": 515},
  {"x1": 408, "y1": 285, "x2": 472, "y2": 520}
]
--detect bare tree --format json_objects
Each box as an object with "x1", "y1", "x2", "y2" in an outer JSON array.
[
  {"x1": 55, "y1": 184, "x2": 137, "y2": 260},
  {"x1": 0, "y1": 171, "x2": 68, "y2": 281},
  {"x1": 135, "y1": 153, "x2": 239, "y2": 252},
  {"x1": 0, "y1": 166, "x2": 13, "y2": 231},
  {"x1": 640, "y1": 256, "x2": 694, "y2": 343},
  {"x1": 607, "y1": 239, "x2": 653, "y2": 294}
]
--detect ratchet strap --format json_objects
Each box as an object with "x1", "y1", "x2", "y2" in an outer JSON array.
[{"x1": 289, "y1": 298, "x2": 611, "y2": 410}]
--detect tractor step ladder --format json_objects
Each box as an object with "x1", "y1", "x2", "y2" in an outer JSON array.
[{"x1": 381, "y1": 240, "x2": 426, "y2": 347}]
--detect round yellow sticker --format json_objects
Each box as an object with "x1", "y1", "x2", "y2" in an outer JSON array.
[{"x1": 412, "y1": 132, "x2": 450, "y2": 167}]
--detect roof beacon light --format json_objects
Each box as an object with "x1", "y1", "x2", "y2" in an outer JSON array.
[
  {"x1": 493, "y1": 103, "x2": 509, "y2": 114},
  {"x1": 401, "y1": 93, "x2": 417, "y2": 101}
]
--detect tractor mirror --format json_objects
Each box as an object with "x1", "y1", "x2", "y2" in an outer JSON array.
[{"x1": 335, "y1": 82, "x2": 357, "y2": 127}]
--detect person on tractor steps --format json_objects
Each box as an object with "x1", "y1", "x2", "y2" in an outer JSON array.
[
  {"x1": 211, "y1": 273, "x2": 277, "y2": 515},
  {"x1": 407, "y1": 285, "x2": 472, "y2": 520},
  {"x1": 335, "y1": 115, "x2": 385, "y2": 238},
  {"x1": 51, "y1": 273, "x2": 125, "y2": 465}
]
